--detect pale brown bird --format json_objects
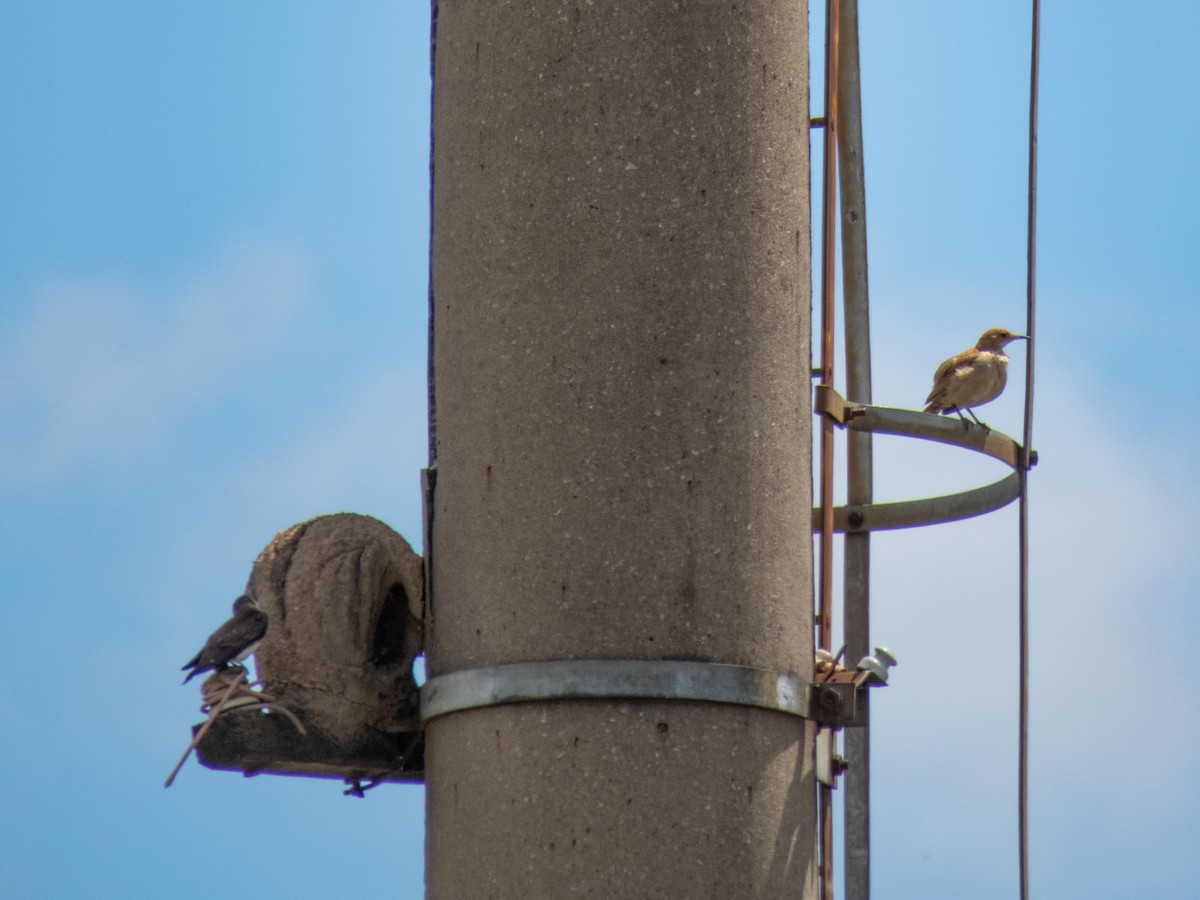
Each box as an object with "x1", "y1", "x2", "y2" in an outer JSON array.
[{"x1": 923, "y1": 327, "x2": 1028, "y2": 430}]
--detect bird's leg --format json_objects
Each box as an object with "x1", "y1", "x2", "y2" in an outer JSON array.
[
  {"x1": 951, "y1": 406, "x2": 971, "y2": 431},
  {"x1": 964, "y1": 408, "x2": 991, "y2": 434}
]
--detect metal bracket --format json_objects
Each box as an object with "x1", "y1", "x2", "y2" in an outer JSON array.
[
  {"x1": 420, "y1": 659, "x2": 857, "y2": 725},
  {"x1": 812, "y1": 385, "x2": 1035, "y2": 532},
  {"x1": 815, "y1": 726, "x2": 846, "y2": 787}
]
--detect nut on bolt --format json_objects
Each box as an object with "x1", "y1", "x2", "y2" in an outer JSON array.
[{"x1": 816, "y1": 685, "x2": 844, "y2": 717}]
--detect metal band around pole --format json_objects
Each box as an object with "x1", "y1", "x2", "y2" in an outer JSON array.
[{"x1": 419, "y1": 659, "x2": 810, "y2": 724}]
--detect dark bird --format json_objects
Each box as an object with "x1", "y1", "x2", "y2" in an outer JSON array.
[
  {"x1": 181, "y1": 594, "x2": 268, "y2": 684},
  {"x1": 924, "y1": 327, "x2": 1028, "y2": 430}
]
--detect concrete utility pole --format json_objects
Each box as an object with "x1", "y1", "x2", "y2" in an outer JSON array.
[{"x1": 425, "y1": 3, "x2": 814, "y2": 898}]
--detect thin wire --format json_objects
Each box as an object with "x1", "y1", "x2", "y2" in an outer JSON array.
[{"x1": 1019, "y1": 1, "x2": 1040, "y2": 898}]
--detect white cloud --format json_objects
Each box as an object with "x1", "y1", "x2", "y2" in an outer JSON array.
[{"x1": 0, "y1": 233, "x2": 311, "y2": 480}]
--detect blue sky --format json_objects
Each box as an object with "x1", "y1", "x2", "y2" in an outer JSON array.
[{"x1": 2, "y1": 2, "x2": 1196, "y2": 898}]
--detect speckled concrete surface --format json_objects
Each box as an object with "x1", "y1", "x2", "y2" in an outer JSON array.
[{"x1": 427, "y1": 2, "x2": 813, "y2": 895}]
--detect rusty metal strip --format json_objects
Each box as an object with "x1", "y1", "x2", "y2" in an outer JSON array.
[{"x1": 816, "y1": 2, "x2": 842, "y2": 892}]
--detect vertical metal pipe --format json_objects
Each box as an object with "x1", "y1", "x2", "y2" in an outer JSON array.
[{"x1": 836, "y1": 2, "x2": 872, "y2": 898}]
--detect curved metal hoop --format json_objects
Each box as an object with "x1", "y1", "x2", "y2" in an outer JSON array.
[{"x1": 812, "y1": 385, "x2": 1034, "y2": 533}]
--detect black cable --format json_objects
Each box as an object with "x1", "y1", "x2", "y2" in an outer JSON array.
[{"x1": 1019, "y1": 2, "x2": 1040, "y2": 898}]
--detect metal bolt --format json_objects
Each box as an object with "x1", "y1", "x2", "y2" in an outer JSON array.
[
  {"x1": 847, "y1": 510, "x2": 864, "y2": 529},
  {"x1": 817, "y1": 686, "x2": 844, "y2": 716}
]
